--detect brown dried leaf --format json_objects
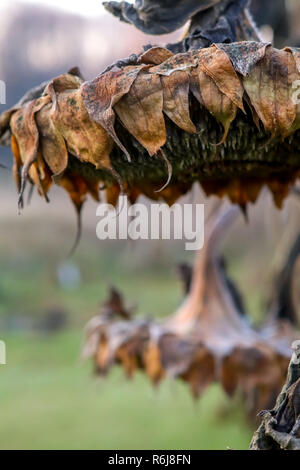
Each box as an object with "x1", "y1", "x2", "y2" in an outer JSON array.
[
  {"x1": 243, "y1": 47, "x2": 299, "y2": 137},
  {"x1": 85, "y1": 177, "x2": 101, "y2": 202},
  {"x1": 57, "y1": 172, "x2": 89, "y2": 213},
  {"x1": 225, "y1": 179, "x2": 262, "y2": 206},
  {"x1": 143, "y1": 341, "x2": 165, "y2": 385},
  {"x1": 100, "y1": 286, "x2": 134, "y2": 319},
  {"x1": 181, "y1": 348, "x2": 215, "y2": 399},
  {"x1": 285, "y1": 47, "x2": 300, "y2": 134},
  {"x1": 139, "y1": 47, "x2": 174, "y2": 65},
  {"x1": 29, "y1": 153, "x2": 52, "y2": 200},
  {"x1": 10, "y1": 95, "x2": 51, "y2": 204},
  {"x1": 267, "y1": 178, "x2": 295, "y2": 209},
  {"x1": 160, "y1": 70, "x2": 196, "y2": 133},
  {"x1": 50, "y1": 89, "x2": 113, "y2": 170},
  {"x1": 199, "y1": 46, "x2": 245, "y2": 112},
  {"x1": 82, "y1": 66, "x2": 146, "y2": 161},
  {"x1": 115, "y1": 344, "x2": 139, "y2": 378},
  {"x1": 95, "y1": 335, "x2": 110, "y2": 372},
  {"x1": 42, "y1": 73, "x2": 114, "y2": 172},
  {"x1": 216, "y1": 42, "x2": 269, "y2": 77},
  {"x1": 106, "y1": 183, "x2": 121, "y2": 206},
  {"x1": 150, "y1": 51, "x2": 198, "y2": 76},
  {"x1": 114, "y1": 70, "x2": 166, "y2": 156},
  {"x1": 221, "y1": 346, "x2": 283, "y2": 400},
  {"x1": 44, "y1": 73, "x2": 82, "y2": 108},
  {"x1": 11, "y1": 134, "x2": 22, "y2": 193},
  {"x1": 127, "y1": 186, "x2": 141, "y2": 204},
  {"x1": 35, "y1": 102, "x2": 69, "y2": 176},
  {"x1": 197, "y1": 69, "x2": 237, "y2": 144},
  {"x1": 10, "y1": 97, "x2": 50, "y2": 166},
  {"x1": 0, "y1": 107, "x2": 20, "y2": 137},
  {"x1": 203, "y1": 178, "x2": 264, "y2": 207}
]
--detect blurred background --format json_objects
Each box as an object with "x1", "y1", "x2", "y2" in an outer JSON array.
[{"x1": 0, "y1": 0, "x2": 299, "y2": 450}]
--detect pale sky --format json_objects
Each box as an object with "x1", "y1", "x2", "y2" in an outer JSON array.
[{"x1": 0, "y1": 0, "x2": 134, "y2": 17}]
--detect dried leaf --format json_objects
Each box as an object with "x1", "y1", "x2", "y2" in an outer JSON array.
[
  {"x1": 139, "y1": 47, "x2": 174, "y2": 65},
  {"x1": 10, "y1": 95, "x2": 51, "y2": 205},
  {"x1": 29, "y1": 152, "x2": 52, "y2": 201},
  {"x1": 106, "y1": 183, "x2": 121, "y2": 206},
  {"x1": 115, "y1": 343, "x2": 139, "y2": 378},
  {"x1": 10, "y1": 134, "x2": 22, "y2": 193},
  {"x1": 151, "y1": 51, "x2": 198, "y2": 76},
  {"x1": 35, "y1": 102, "x2": 69, "y2": 176},
  {"x1": 181, "y1": 348, "x2": 215, "y2": 398},
  {"x1": 96, "y1": 335, "x2": 110, "y2": 372},
  {"x1": 199, "y1": 46, "x2": 245, "y2": 111},
  {"x1": 197, "y1": 68, "x2": 237, "y2": 144},
  {"x1": 284, "y1": 47, "x2": 300, "y2": 134},
  {"x1": 82, "y1": 66, "x2": 146, "y2": 161},
  {"x1": 160, "y1": 70, "x2": 196, "y2": 133},
  {"x1": 216, "y1": 42, "x2": 270, "y2": 76},
  {"x1": 114, "y1": 70, "x2": 166, "y2": 156},
  {"x1": 143, "y1": 341, "x2": 165, "y2": 385},
  {"x1": 50, "y1": 89, "x2": 113, "y2": 170},
  {"x1": 243, "y1": 47, "x2": 299, "y2": 137},
  {"x1": 100, "y1": 286, "x2": 135, "y2": 319}
]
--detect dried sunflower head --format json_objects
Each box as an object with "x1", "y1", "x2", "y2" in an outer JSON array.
[
  {"x1": 82, "y1": 205, "x2": 300, "y2": 417},
  {"x1": 1, "y1": 42, "x2": 300, "y2": 222}
]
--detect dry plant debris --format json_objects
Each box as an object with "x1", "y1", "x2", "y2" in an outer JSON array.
[
  {"x1": 1, "y1": 43, "x2": 300, "y2": 225},
  {"x1": 83, "y1": 206, "x2": 300, "y2": 418},
  {"x1": 250, "y1": 343, "x2": 300, "y2": 449}
]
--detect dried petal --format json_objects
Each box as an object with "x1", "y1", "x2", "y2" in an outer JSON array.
[
  {"x1": 198, "y1": 69, "x2": 237, "y2": 144},
  {"x1": 139, "y1": 47, "x2": 174, "y2": 65},
  {"x1": 151, "y1": 51, "x2": 198, "y2": 76},
  {"x1": 51, "y1": 89, "x2": 113, "y2": 170},
  {"x1": 243, "y1": 47, "x2": 299, "y2": 137},
  {"x1": 114, "y1": 70, "x2": 166, "y2": 156},
  {"x1": 10, "y1": 95, "x2": 51, "y2": 204},
  {"x1": 160, "y1": 70, "x2": 196, "y2": 133},
  {"x1": 36, "y1": 102, "x2": 69, "y2": 176},
  {"x1": 199, "y1": 46, "x2": 245, "y2": 111},
  {"x1": 82, "y1": 66, "x2": 146, "y2": 161},
  {"x1": 216, "y1": 41, "x2": 269, "y2": 77}
]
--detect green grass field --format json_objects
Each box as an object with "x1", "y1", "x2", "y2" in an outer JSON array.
[
  {"x1": 0, "y1": 242, "x2": 254, "y2": 450},
  {"x1": 0, "y1": 186, "x2": 275, "y2": 450},
  {"x1": 0, "y1": 331, "x2": 253, "y2": 450}
]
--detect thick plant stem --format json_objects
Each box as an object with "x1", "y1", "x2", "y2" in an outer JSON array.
[
  {"x1": 165, "y1": 204, "x2": 245, "y2": 334},
  {"x1": 250, "y1": 344, "x2": 300, "y2": 450}
]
